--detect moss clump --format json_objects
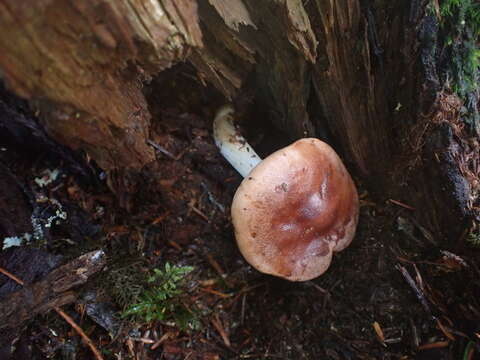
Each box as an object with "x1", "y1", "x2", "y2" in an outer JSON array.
[
  {"x1": 106, "y1": 261, "x2": 147, "y2": 311},
  {"x1": 437, "y1": 0, "x2": 480, "y2": 131},
  {"x1": 467, "y1": 229, "x2": 480, "y2": 246}
]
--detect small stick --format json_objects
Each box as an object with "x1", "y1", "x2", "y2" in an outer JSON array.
[
  {"x1": 410, "y1": 318, "x2": 420, "y2": 348},
  {"x1": 389, "y1": 199, "x2": 416, "y2": 210},
  {"x1": 211, "y1": 314, "x2": 231, "y2": 347},
  {"x1": 54, "y1": 307, "x2": 105, "y2": 360},
  {"x1": 372, "y1": 321, "x2": 386, "y2": 346},
  {"x1": 147, "y1": 140, "x2": 187, "y2": 161},
  {"x1": 241, "y1": 293, "x2": 246, "y2": 326},
  {"x1": 190, "y1": 205, "x2": 210, "y2": 222},
  {"x1": 201, "y1": 182, "x2": 225, "y2": 213},
  {"x1": 0, "y1": 267, "x2": 25, "y2": 285},
  {"x1": 418, "y1": 340, "x2": 449, "y2": 350},
  {"x1": 147, "y1": 140, "x2": 177, "y2": 160},
  {"x1": 130, "y1": 337, "x2": 155, "y2": 344},
  {"x1": 0, "y1": 266, "x2": 104, "y2": 360},
  {"x1": 199, "y1": 287, "x2": 231, "y2": 298},
  {"x1": 311, "y1": 283, "x2": 328, "y2": 294},
  {"x1": 396, "y1": 264, "x2": 432, "y2": 316},
  {"x1": 168, "y1": 240, "x2": 182, "y2": 251},
  {"x1": 205, "y1": 254, "x2": 226, "y2": 277},
  {"x1": 436, "y1": 318, "x2": 455, "y2": 341},
  {"x1": 151, "y1": 211, "x2": 171, "y2": 225},
  {"x1": 151, "y1": 332, "x2": 171, "y2": 350},
  {"x1": 237, "y1": 282, "x2": 265, "y2": 294}
]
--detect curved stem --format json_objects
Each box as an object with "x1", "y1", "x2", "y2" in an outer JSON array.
[{"x1": 213, "y1": 105, "x2": 262, "y2": 177}]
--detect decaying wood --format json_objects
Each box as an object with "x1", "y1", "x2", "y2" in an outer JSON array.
[
  {"x1": 310, "y1": 1, "x2": 388, "y2": 175},
  {"x1": 0, "y1": 250, "x2": 106, "y2": 329},
  {"x1": 193, "y1": 0, "x2": 317, "y2": 139},
  {"x1": 0, "y1": 0, "x2": 202, "y2": 170},
  {"x1": 0, "y1": 0, "x2": 477, "y2": 241}
]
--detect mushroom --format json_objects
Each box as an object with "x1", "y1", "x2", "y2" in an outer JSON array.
[{"x1": 213, "y1": 105, "x2": 359, "y2": 281}]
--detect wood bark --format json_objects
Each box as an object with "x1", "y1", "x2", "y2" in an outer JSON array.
[
  {"x1": 0, "y1": 250, "x2": 106, "y2": 330},
  {"x1": 0, "y1": 0, "x2": 202, "y2": 170},
  {"x1": 0, "y1": 0, "x2": 477, "y2": 242}
]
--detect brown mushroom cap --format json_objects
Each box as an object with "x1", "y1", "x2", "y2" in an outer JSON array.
[{"x1": 231, "y1": 138, "x2": 359, "y2": 281}]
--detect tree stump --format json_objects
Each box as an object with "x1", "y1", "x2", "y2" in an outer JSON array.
[{"x1": 0, "y1": 0, "x2": 478, "y2": 242}]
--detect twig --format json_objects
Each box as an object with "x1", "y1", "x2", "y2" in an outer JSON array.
[
  {"x1": 190, "y1": 204, "x2": 210, "y2": 222},
  {"x1": 151, "y1": 211, "x2": 171, "y2": 225},
  {"x1": 129, "y1": 337, "x2": 155, "y2": 344},
  {"x1": 372, "y1": 321, "x2": 386, "y2": 346},
  {"x1": 0, "y1": 267, "x2": 25, "y2": 285},
  {"x1": 147, "y1": 140, "x2": 187, "y2": 161},
  {"x1": 311, "y1": 283, "x2": 328, "y2": 294},
  {"x1": 418, "y1": 340, "x2": 450, "y2": 350},
  {"x1": 147, "y1": 140, "x2": 177, "y2": 160},
  {"x1": 241, "y1": 293, "x2": 246, "y2": 326},
  {"x1": 410, "y1": 318, "x2": 420, "y2": 348},
  {"x1": 168, "y1": 240, "x2": 182, "y2": 251},
  {"x1": 151, "y1": 332, "x2": 171, "y2": 350},
  {"x1": 205, "y1": 254, "x2": 226, "y2": 278},
  {"x1": 396, "y1": 264, "x2": 432, "y2": 316},
  {"x1": 201, "y1": 182, "x2": 225, "y2": 213},
  {"x1": 237, "y1": 282, "x2": 266, "y2": 294},
  {"x1": 389, "y1": 199, "x2": 416, "y2": 210},
  {"x1": 211, "y1": 314, "x2": 231, "y2": 347},
  {"x1": 54, "y1": 307, "x2": 105, "y2": 360},
  {"x1": 436, "y1": 318, "x2": 455, "y2": 341},
  {"x1": 199, "y1": 287, "x2": 231, "y2": 298}
]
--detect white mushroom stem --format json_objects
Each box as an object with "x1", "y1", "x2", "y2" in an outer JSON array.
[{"x1": 213, "y1": 105, "x2": 262, "y2": 177}]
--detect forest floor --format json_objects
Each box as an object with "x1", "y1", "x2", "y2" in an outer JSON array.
[{"x1": 0, "y1": 67, "x2": 479, "y2": 360}]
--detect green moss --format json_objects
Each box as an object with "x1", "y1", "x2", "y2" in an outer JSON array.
[
  {"x1": 467, "y1": 230, "x2": 480, "y2": 246},
  {"x1": 440, "y1": 0, "x2": 480, "y2": 36},
  {"x1": 436, "y1": 0, "x2": 480, "y2": 130},
  {"x1": 106, "y1": 261, "x2": 147, "y2": 310}
]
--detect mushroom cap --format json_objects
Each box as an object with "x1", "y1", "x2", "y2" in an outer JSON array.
[{"x1": 231, "y1": 138, "x2": 359, "y2": 281}]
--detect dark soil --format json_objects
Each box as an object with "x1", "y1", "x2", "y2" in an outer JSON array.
[{"x1": 0, "y1": 68, "x2": 479, "y2": 360}]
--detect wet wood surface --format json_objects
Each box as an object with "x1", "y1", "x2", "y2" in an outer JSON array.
[
  {"x1": 0, "y1": 0, "x2": 476, "y2": 241},
  {"x1": 0, "y1": 250, "x2": 106, "y2": 329}
]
